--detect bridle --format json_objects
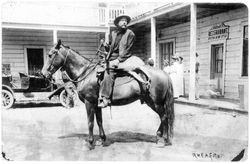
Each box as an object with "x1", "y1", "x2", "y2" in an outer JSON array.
[
  {"x1": 47, "y1": 45, "x2": 97, "y2": 83},
  {"x1": 46, "y1": 46, "x2": 70, "y2": 76}
]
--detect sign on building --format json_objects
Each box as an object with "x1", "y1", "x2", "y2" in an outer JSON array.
[{"x1": 208, "y1": 23, "x2": 230, "y2": 41}]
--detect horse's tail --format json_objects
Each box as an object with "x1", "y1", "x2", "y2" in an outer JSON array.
[{"x1": 164, "y1": 78, "x2": 175, "y2": 138}]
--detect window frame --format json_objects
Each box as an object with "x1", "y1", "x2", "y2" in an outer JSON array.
[
  {"x1": 210, "y1": 43, "x2": 224, "y2": 79},
  {"x1": 208, "y1": 40, "x2": 227, "y2": 95},
  {"x1": 157, "y1": 38, "x2": 176, "y2": 69},
  {"x1": 240, "y1": 22, "x2": 248, "y2": 78}
]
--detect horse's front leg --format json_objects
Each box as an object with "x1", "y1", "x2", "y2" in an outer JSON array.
[
  {"x1": 85, "y1": 100, "x2": 95, "y2": 150},
  {"x1": 95, "y1": 107, "x2": 106, "y2": 146}
]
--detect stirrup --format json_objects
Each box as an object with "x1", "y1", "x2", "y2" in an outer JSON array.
[{"x1": 98, "y1": 98, "x2": 110, "y2": 108}]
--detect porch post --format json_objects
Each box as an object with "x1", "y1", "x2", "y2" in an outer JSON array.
[
  {"x1": 105, "y1": 26, "x2": 110, "y2": 43},
  {"x1": 151, "y1": 17, "x2": 156, "y2": 67},
  {"x1": 105, "y1": 4, "x2": 110, "y2": 43},
  {"x1": 189, "y1": 3, "x2": 197, "y2": 101},
  {"x1": 53, "y1": 29, "x2": 58, "y2": 44}
]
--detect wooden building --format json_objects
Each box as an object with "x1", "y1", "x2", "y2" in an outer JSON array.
[
  {"x1": 1, "y1": 1, "x2": 124, "y2": 79},
  {"x1": 129, "y1": 3, "x2": 248, "y2": 101},
  {"x1": 1, "y1": 2, "x2": 248, "y2": 102}
]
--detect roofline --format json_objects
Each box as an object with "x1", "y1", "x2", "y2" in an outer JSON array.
[
  {"x1": 129, "y1": 3, "x2": 191, "y2": 26},
  {"x1": 2, "y1": 22, "x2": 109, "y2": 33}
]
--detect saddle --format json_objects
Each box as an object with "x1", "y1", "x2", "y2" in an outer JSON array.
[{"x1": 97, "y1": 65, "x2": 151, "y2": 93}]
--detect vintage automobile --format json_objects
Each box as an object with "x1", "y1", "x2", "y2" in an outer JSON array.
[{"x1": 2, "y1": 72, "x2": 77, "y2": 109}]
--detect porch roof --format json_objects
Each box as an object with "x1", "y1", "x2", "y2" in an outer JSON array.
[
  {"x1": 129, "y1": 3, "x2": 246, "y2": 31},
  {"x1": 2, "y1": 22, "x2": 109, "y2": 33}
]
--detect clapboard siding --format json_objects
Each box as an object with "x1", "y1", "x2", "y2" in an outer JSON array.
[
  {"x1": 131, "y1": 30, "x2": 148, "y2": 61},
  {"x1": 143, "y1": 33, "x2": 151, "y2": 63},
  {"x1": 2, "y1": 28, "x2": 53, "y2": 77},
  {"x1": 2, "y1": 29, "x2": 53, "y2": 36},
  {"x1": 2, "y1": 28, "x2": 102, "y2": 77},
  {"x1": 58, "y1": 31, "x2": 99, "y2": 58},
  {"x1": 133, "y1": 6, "x2": 247, "y2": 100},
  {"x1": 197, "y1": 7, "x2": 247, "y2": 28}
]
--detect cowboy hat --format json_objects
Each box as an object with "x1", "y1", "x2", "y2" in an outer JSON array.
[{"x1": 114, "y1": 15, "x2": 131, "y2": 26}]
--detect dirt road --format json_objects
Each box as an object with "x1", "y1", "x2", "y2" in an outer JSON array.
[{"x1": 1, "y1": 100, "x2": 248, "y2": 161}]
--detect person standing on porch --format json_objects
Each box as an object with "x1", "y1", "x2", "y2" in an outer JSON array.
[
  {"x1": 169, "y1": 56, "x2": 179, "y2": 98},
  {"x1": 163, "y1": 60, "x2": 171, "y2": 75},
  {"x1": 195, "y1": 53, "x2": 200, "y2": 100}
]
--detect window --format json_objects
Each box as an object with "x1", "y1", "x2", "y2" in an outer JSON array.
[
  {"x1": 242, "y1": 25, "x2": 248, "y2": 76},
  {"x1": 159, "y1": 41, "x2": 174, "y2": 69}
]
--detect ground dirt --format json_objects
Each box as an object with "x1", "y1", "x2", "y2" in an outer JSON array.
[{"x1": 1, "y1": 100, "x2": 248, "y2": 161}]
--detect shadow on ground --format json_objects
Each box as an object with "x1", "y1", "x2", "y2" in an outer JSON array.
[
  {"x1": 11, "y1": 102, "x2": 62, "y2": 108},
  {"x1": 58, "y1": 131, "x2": 157, "y2": 146}
]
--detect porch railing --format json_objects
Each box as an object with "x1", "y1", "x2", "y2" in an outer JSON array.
[{"x1": 99, "y1": 7, "x2": 125, "y2": 26}]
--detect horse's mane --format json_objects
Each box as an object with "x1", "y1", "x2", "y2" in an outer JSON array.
[
  {"x1": 62, "y1": 44, "x2": 80, "y2": 55},
  {"x1": 62, "y1": 44, "x2": 93, "y2": 63}
]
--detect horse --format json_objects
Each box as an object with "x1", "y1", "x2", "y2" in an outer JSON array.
[{"x1": 41, "y1": 40, "x2": 174, "y2": 149}]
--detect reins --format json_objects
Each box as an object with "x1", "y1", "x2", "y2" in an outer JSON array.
[
  {"x1": 63, "y1": 63, "x2": 98, "y2": 83},
  {"x1": 59, "y1": 46, "x2": 98, "y2": 83}
]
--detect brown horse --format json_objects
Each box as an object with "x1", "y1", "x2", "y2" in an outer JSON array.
[{"x1": 42, "y1": 40, "x2": 174, "y2": 149}]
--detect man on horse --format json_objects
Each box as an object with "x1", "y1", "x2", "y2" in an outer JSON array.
[{"x1": 98, "y1": 15, "x2": 136, "y2": 108}]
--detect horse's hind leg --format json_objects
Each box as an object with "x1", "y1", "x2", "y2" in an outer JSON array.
[
  {"x1": 145, "y1": 96, "x2": 174, "y2": 146},
  {"x1": 155, "y1": 103, "x2": 174, "y2": 146},
  {"x1": 155, "y1": 106, "x2": 166, "y2": 145},
  {"x1": 145, "y1": 101, "x2": 164, "y2": 143},
  {"x1": 156, "y1": 123, "x2": 163, "y2": 137},
  {"x1": 155, "y1": 106, "x2": 164, "y2": 138},
  {"x1": 95, "y1": 107, "x2": 106, "y2": 146},
  {"x1": 161, "y1": 113, "x2": 172, "y2": 145}
]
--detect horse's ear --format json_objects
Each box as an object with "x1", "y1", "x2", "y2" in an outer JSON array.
[{"x1": 55, "y1": 39, "x2": 62, "y2": 49}]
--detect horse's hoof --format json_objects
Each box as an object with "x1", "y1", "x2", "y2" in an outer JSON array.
[
  {"x1": 164, "y1": 138, "x2": 172, "y2": 146},
  {"x1": 95, "y1": 139, "x2": 103, "y2": 146},
  {"x1": 155, "y1": 138, "x2": 165, "y2": 148},
  {"x1": 102, "y1": 140, "x2": 112, "y2": 147},
  {"x1": 165, "y1": 142, "x2": 172, "y2": 146},
  {"x1": 156, "y1": 131, "x2": 162, "y2": 137},
  {"x1": 87, "y1": 142, "x2": 95, "y2": 150}
]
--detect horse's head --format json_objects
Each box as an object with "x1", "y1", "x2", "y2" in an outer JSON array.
[{"x1": 42, "y1": 40, "x2": 66, "y2": 78}]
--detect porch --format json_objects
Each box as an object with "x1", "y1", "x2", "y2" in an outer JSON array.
[{"x1": 128, "y1": 3, "x2": 248, "y2": 102}]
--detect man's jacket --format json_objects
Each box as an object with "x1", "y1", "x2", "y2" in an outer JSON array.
[{"x1": 106, "y1": 29, "x2": 135, "y2": 62}]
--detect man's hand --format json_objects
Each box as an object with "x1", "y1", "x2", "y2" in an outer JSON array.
[
  {"x1": 100, "y1": 38, "x2": 105, "y2": 44},
  {"x1": 100, "y1": 38, "x2": 109, "y2": 47},
  {"x1": 110, "y1": 59, "x2": 119, "y2": 68}
]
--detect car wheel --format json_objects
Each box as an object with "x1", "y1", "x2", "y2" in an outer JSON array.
[
  {"x1": 59, "y1": 89, "x2": 78, "y2": 108},
  {"x1": 2, "y1": 89, "x2": 14, "y2": 109}
]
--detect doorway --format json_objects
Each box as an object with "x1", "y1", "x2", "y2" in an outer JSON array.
[
  {"x1": 25, "y1": 48, "x2": 45, "y2": 75},
  {"x1": 210, "y1": 44, "x2": 224, "y2": 94}
]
